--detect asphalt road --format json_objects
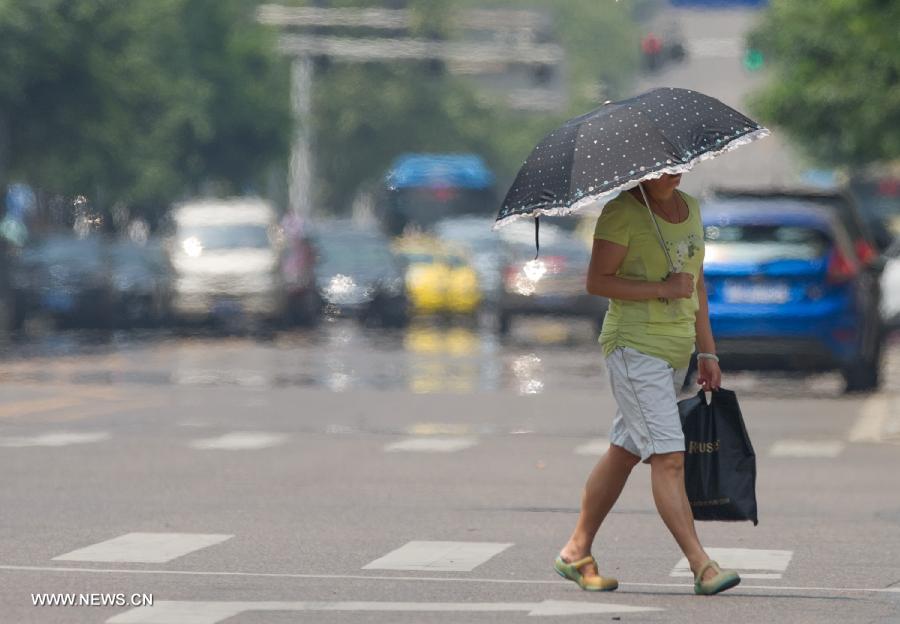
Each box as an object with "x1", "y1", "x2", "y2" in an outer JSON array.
[{"x1": 0, "y1": 317, "x2": 898, "y2": 624}]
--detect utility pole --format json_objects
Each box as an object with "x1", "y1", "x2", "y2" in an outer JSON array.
[{"x1": 257, "y1": 4, "x2": 566, "y2": 217}]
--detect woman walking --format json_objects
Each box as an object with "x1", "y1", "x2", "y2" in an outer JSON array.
[{"x1": 553, "y1": 173, "x2": 741, "y2": 596}]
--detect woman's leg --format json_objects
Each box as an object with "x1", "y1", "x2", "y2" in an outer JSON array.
[
  {"x1": 648, "y1": 451, "x2": 716, "y2": 581},
  {"x1": 559, "y1": 444, "x2": 641, "y2": 574}
]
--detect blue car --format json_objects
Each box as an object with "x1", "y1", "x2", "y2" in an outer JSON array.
[{"x1": 701, "y1": 197, "x2": 883, "y2": 392}]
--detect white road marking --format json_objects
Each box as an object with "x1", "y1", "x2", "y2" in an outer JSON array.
[
  {"x1": 4, "y1": 564, "x2": 900, "y2": 595},
  {"x1": 53, "y1": 533, "x2": 233, "y2": 564},
  {"x1": 574, "y1": 438, "x2": 609, "y2": 455},
  {"x1": 671, "y1": 548, "x2": 793, "y2": 580},
  {"x1": 189, "y1": 432, "x2": 287, "y2": 451},
  {"x1": 769, "y1": 440, "x2": 845, "y2": 458},
  {"x1": 407, "y1": 423, "x2": 473, "y2": 436},
  {"x1": 848, "y1": 396, "x2": 891, "y2": 443},
  {"x1": 363, "y1": 541, "x2": 512, "y2": 572},
  {"x1": 107, "y1": 599, "x2": 661, "y2": 623},
  {"x1": 384, "y1": 437, "x2": 478, "y2": 453},
  {"x1": 0, "y1": 431, "x2": 110, "y2": 447}
]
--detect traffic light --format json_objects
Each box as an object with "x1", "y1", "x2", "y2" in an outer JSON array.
[{"x1": 744, "y1": 48, "x2": 765, "y2": 71}]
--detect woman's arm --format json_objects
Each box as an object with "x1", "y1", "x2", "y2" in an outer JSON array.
[
  {"x1": 587, "y1": 239, "x2": 694, "y2": 301},
  {"x1": 694, "y1": 272, "x2": 722, "y2": 390},
  {"x1": 694, "y1": 272, "x2": 715, "y2": 353}
]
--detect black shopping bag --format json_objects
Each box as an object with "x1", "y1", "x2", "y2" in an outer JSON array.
[{"x1": 678, "y1": 388, "x2": 758, "y2": 525}]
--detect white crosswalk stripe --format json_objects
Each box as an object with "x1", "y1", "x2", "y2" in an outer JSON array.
[
  {"x1": 384, "y1": 437, "x2": 478, "y2": 453},
  {"x1": 574, "y1": 437, "x2": 610, "y2": 455},
  {"x1": 0, "y1": 431, "x2": 110, "y2": 447},
  {"x1": 53, "y1": 533, "x2": 233, "y2": 564},
  {"x1": 190, "y1": 432, "x2": 287, "y2": 450},
  {"x1": 769, "y1": 440, "x2": 845, "y2": 458},
  {"x1": 363, "y1": 540, "x2": 512, "y2": 572},
  {"x1": 849, "y1": 395, "x2": 900, "y2": 443},
  {"x1": 672, "y1": 548, "x2": 793, "y2": 580}
]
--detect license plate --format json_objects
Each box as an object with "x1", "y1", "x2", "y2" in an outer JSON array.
[
  {"x1": 723, "y1": 282, "x2": 790, "y2": 304},
  {"x1": 212, "y1": 298, "x2": 242, "y2": 316}
]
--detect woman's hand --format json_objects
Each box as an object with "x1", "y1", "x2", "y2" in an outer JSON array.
[
  {"x1": 697, "y1": 358, "x2": 722, "y2": 391},
  {"x1": 660, "y1": 272, "x2": 695, "y2": 299}
]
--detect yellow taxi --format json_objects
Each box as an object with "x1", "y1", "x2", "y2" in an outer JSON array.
[{"x1": 392, "y1": 236, "x2": 481, "y2": 315}]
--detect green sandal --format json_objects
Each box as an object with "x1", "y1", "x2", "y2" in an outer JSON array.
[
  {"x1": 694, "y1": 560, "x2": 741, "y2": 595},
  {"x1": 554, "y1": 555, "x2": 619, "y2": 592}
]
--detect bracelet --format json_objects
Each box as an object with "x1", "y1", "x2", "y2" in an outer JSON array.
[{"x1": 697, "y1": 352, "x2": 719, "y2": 363}]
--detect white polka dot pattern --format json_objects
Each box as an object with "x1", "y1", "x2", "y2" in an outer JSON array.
[{"x1": 496, "y1": 87, "x2": 769, "y2": 227}]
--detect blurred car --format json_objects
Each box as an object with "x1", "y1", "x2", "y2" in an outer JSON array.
[
  {"x1": 168, "y1": 198, "x2": 286, "y2": 326},
  {"x1": 496, "y1": 222, "x2": 607, "y2": 336},
  {"x1": 0, "y1": 240, "x2": 12, "y2": 335},
  {"x1": 313, "y1": 224, "x2": 408, "y2": 327},
  {"x1": 849, "y1": 174, "x2": 900, "y2": 252},
  {"x1": 392, "y1": 235, "x2": 481, "y2": 316},
  {"x1": 702, "y1": 198, "x2": 883, "y2": 392},
  {"x1": 881, "y1": 238, "x2": 900, "y2": 330},
  {"x1": 109, "y1": 239, "x2": 173, "y2": 327},
  {"x1": 433, "y1": 217, "x2": 508, "y2": 308},
  {"x1": 10, "y1": 235, "x2": 114, "y2": 329},
  {"x1": 0, "y1": 287, "x2": 10, "y2": 335},
  {"x1": 713, "y1": 188, "x2": 882, "y2": 269},
  {"x1": 378, "y1": 153, "x2": 496, "y2": 236}
]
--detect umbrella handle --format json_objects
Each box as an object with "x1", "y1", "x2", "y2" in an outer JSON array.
[
  {"x1": 534, "y1": 216, "x2": 540, "y2": 260},
  {"x1": 637, "y1": 183, "x2": 674, "y2": 304}
]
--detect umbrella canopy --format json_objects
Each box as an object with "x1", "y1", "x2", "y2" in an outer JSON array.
[{"x1": 495, "y1": 87, "x2": 769, "y2": 229}]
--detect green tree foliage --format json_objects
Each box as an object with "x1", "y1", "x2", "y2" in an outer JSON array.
[
  {"x1": 750, "y1": 0, "x2": 900, "y2": 167},
  {"x1": 0, "y1": 0, "x2": 290, "y2": 221},
  {"x1": 0, "y1": 0, "x2": 649, "y2": 218}
]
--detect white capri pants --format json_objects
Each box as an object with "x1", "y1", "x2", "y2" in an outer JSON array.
[{"x1": 606, "y1": 346, "x2": 689, "y2": 462}]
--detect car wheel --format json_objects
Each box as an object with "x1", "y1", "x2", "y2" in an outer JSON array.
[
  {"x1": 10, "y1": 298, "x2": 24, "y2": 331},
  {"x1": 842, "y1": 347, "x2": 881, "y2": 394},
  {"x1": 498, "y1": 312, "x2": 512, "y2": 336},
  {"x1": 843, "y1": 364, "x2": 879, "y2": 393},
  {"x1": 383, "y1": 311, "x2": 409, "y2": 329},
  {"x1": 289, "y1": 291, "x2": 321, "y2": 327},
  {"x1": 0, "y1": 301, "x2": 10, "y2": 341}
]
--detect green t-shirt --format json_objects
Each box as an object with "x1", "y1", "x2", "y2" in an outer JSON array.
[{"x1": 593, "y1": 190, "x2": 704, "y2": 369}]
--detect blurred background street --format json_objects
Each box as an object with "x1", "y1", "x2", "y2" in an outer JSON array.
[{"x1": 0, "y1": 0, "x2": 899, "y2": 622}]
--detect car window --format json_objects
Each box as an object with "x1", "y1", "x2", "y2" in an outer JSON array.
[
  {"x1": 318, "y1": 238, "x2": 396, "y2": 275},
  {"x1": 29, "y1": 238, "x2": 105, "y2": 271},
  {"x1": 178, "y1": 224, "x2": 271, "y2": 250},
  {"x1": 704, "y1": 225, "x2": 831, "y2": 263},
  {"x1": 400, "y1": 252, "x2": 438, "y2": 265},
  {"x1": 712, "y1": 194, "x2": 870, "y2": 243}
]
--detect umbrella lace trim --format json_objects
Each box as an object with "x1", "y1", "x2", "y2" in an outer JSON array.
[{"x1": 493, "y1": 126, "x2": 770, "y2": 230}]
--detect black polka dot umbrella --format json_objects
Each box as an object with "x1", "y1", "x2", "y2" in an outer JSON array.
[{"x1": 495, "y1": 87, "x2": 769, "y2": 230}]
